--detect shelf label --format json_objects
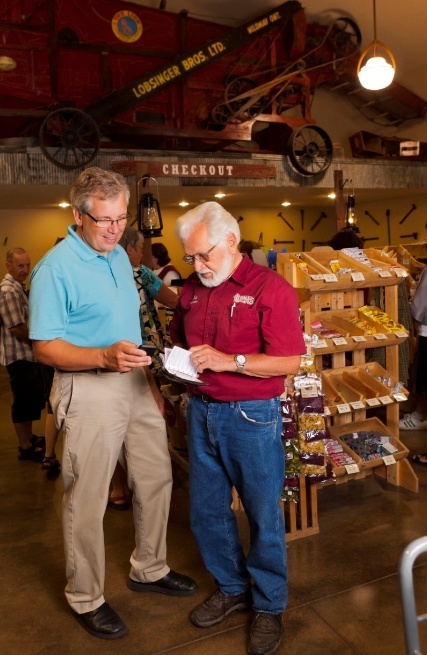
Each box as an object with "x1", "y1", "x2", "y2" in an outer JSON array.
[
  {"x1": 312, "y1": 339, "x2": 327, "y2": 349},
  {"x1": 366, "y1": 398, "x2": 381, "y2": 407},
  {"x1": 345, "y1": 463, "x2": 360, "y2": 474},
  {"x1": 324, "y1": 406, "x2": 331, "y2": 416},
  {"x1": 394, "y1": 268, "x2": 407, "y2": 277},
  {"x1": 395, "y1": 331, "x2": 408, "y2": 339},
  {"x1": 378, "y1": 270, "x2": 392, "y2": 278},
  {"x1": 336, "y1": 403, "x2": 351, "y2": 414},
  {"x1": 324, "y1": 273, "x2": 338, "y2": 283},
  {"x1": 379, "y1": 395, "x2": 393, "y2": 405},
  {"x1": 382, "y1": 455, "x2": 396, "y2": 466},
  {"x1": 373, "y1": 333, "x2": 388, "y2": 340},
  {"x1": 310, "y1": 274, "x2": 325, "y2": 281},
  {"x1": 394, "y1": 393, "x2": 407, "y2": 402},
  {"x1": 351, "y1": 272, "x2": 365, "y2": 282},
  {"x1": 350, "y1": 400, "x2": 365, "y2": 410},
  {"x1": 352, "y1": 335, "x2": 367, "y2": 343},
  {"x1": 332, "y1": 337, "x2": 348, "y2": 346}
]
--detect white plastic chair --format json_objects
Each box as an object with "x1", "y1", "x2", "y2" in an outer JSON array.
[{"x1": 399, "y1": 536, "x2": 427, "y2": 655}]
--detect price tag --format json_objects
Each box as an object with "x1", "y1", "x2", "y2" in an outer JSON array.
[
  {"x1": 324, "y1": 406, "x2": 331, "y2": 416},
  {"x1": 374, "y1": 333, "x2": 388, "y2": 340},
  {"x1": 345, "y1": 463, "x2": 360, "y2": 474},
  {"x1": 379, "y1": 395, "x2": 393, "y2": 405},
  {"x1": 336, "y1": 403, "x2": 351, "y2": 414},
  {"x1": 351, "y1": 272, "x2": 365, "y2": 282},
  {"x1": 395, "y1": 331, "x2": 408, "y2": 339},
  {"x1": 394, "y1": 268, "x2": 406, "y2": 277},
  {"x1": 366, "y1": 398, "x2": 381, "y2": 407},
  {"x1": 378, "y1": 270, "x2": 392, "y2": 278},
  {"x1": 352, "y1": 335, "x2": 367, "y2": 343},
  {"x1": 332, "y1": 337, "x2": 348, "y2": 346},
  {"x1": 312, "y1": 339, "x2": 327, "y2": 349},
  {"x1": 324, "y1": 273, "x2": 338, "y2": 283},
  {"x1": 394, "y1": 393, "x2": 407, "y2": 402},
  {"x1": 350, "y1": 401, "x2": 365, "y2": 410},
  {"x1": 310, "y1": 274, "x2": 325, "y2": 280},
  {"x1": 382, "y1": 455, "x2": 396, "y2": 466}
]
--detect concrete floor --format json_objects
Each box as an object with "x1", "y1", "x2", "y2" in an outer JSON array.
[{"x1": 2, "y1": 366, "x2": 427, "y2": 655}]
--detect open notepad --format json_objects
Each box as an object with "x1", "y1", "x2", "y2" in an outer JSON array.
[{"x1": 163, "y1": 346, "x2": 207, "y2": 386}]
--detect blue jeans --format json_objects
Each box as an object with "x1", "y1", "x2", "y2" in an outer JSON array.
[{"x1": 187, "y1": 395, "x2": 287, "y2": 613}]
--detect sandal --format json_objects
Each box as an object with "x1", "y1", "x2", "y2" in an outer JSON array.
[
  {"x1": 41, "y1": 455, "x2": 61, "y2": 471},
  {"x1": 18, "y1": 443, "x2": 44, "y2": 462},
  {"x1": 107, "y1": 495, "x2": 131, "y2": 511},
  {"x1": 410, "y1": 453, "x2": 427, "y2": 466}
]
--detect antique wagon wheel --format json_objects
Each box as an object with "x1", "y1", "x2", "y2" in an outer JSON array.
[
  {"x1": 225, "y1": 77, "x2": 269, "y2": 119},
  {"x1": 39, "y1": 108, "x2": 100, "y2": 170},
  {"x1": 328, "y1": 17, "x2": 361, "y2": 57},
  {"x1": 287, "y1": 125, "x2": 333, "y2": 176}
]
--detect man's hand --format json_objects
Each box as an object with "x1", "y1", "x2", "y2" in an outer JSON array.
[
  {"x1": 190, "y1": 345, "x2": 234, "y2": 373},
  {"x1": 102, "y1": 341, "x2": 151, "y2": 372}
]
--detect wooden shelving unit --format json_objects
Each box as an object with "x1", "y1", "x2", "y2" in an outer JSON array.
[{"x1": 276, "y1": 248, "x2": 418, "y2": 538}]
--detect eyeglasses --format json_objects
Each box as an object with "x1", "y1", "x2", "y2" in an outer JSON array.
[
  {"x1": 182, "y1": 243, "x2": 217, "y2": 265},
  {"x1": 85, "y1": 211, "x2": 131, "y2": 228}
]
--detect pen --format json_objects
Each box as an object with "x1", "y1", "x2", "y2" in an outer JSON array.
[{"x1": 230, "y1": 302, "x2": 236, "y2": 317}]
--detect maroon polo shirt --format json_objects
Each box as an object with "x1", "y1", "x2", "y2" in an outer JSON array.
[{"x1": 170, "y1": 255, "x2": 306, "y2": 401}]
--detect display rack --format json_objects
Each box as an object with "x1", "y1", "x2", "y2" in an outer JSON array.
[{"x1": 277, "y1": 249, "x2": 418, "y2": 499}]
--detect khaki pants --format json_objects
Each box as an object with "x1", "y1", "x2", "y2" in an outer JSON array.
[{"x1": 51, "y1": 368, "x2": 172, "y2": 614}]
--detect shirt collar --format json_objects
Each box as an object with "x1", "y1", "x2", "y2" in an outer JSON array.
[{"x1": 66, "y1": 224, "x2": 120, "y2": 263}]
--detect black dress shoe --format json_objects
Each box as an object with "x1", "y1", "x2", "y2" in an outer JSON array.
[
  {"x1": 128, "y1": 570, "x2": 198, "y2": 596},
  {"x1": 74, "y1": 602, "x2": 128, "y2": 640}
]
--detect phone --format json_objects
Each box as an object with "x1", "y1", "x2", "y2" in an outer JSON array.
[{"x1": 138, "y1": 344, "x2": 157, "y2": 357}]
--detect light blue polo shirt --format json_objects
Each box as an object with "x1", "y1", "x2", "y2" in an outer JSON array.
[{"x1": 29, "y1": 225, "x2": 142, "y2": 347}]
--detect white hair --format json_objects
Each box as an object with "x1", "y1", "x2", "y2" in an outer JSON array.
[{"x1": 175, "y1": 201, "x2": 240, "y2": 246}]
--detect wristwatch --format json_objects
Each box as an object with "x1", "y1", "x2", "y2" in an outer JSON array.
[{"x1": 234, "y1": 354, "x2": 246, "y2": 373}]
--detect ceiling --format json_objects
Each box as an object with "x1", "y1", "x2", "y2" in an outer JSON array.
[
  {"x1": 135, "y1": 0, "x2": 427, "y2": 80},
  {"x1": 2, "y1": 0, "x2": 427, "y2": 212}
]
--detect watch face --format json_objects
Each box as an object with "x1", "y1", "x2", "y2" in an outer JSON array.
[{"x1": 236, "y1": 355, "x2": 246, "y2": 365}]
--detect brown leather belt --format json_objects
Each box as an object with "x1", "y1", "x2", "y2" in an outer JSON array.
[
  {"x1": 57, "y1": 368, "x2": 119, "y2": 374},
  {"x1": 199, "y1": 393, "x2": 229, "y2": 404}
]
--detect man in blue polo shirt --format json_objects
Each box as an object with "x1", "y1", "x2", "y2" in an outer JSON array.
[{"x1": 28, "y1": 167, "x2": 197, "y2": 640}]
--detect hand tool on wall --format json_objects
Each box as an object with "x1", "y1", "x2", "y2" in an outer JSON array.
[
  {"x1": 277, "y1": 211, "x2": 294, "y2": 231},
  {"x1": 400, "y1": 232, "x2": 418, "y2": 240},
  {"x1": 237, "y1": 216, "x2": 244, "y2": 223},
  {"x1": 300, "y1": 209, "x2": 305, "y2": 230},
  {"x1": 364, "y1": 210, "x2": 380, "y2": 226},
  {"x1": 399, "y1": 204, "x2": 417, "y2": 224},
  {"x1": 310, "y1": 211, "x2": 327, "y2": 231},
  {"x1": 386, "y1": 209, "x2": 391, "y2": 245},
  {"x1": 273, "y1": 239, "x2": 295, "y2": 245},
  {"x1": 362, "y1": 236, "x2": 379, "y2": 242}
]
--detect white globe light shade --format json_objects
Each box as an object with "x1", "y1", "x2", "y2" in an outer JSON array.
[{"x1": 358, "y1": 56, "x2": 395, "y2": 90}]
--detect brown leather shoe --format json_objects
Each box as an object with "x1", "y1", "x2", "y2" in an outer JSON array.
[
  {"x1": 190, "y1": 588, "x2": 251, "y2": 628},
  {"x1": 248, "y1": 612, "x2": 283, "y2": 655}
]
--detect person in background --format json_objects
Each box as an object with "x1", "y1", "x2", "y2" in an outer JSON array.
[
  {"x1": 238, "y1": 239, "x2": 261, "y2": 260},
  {"x1": 328, "y1": 227, "x2": 364, "y2": 250},
  {"x1": 28, "y1": 167, "x2": 197, "y2": 640},
  {"x1": 401, "y1": 222, "x2": 427, "y2": 437},
  {"x1": 0, "y1": 248, "x2": 45, "y2": 461},
  {"x1": 170, "y1": 201, "x2": 305, "y2": 655},
  {"x1": 107, "y1": 225, "x2": 178, "y2": 510},
  {"x1": 152, "y1": 242, "x2": 182, "y2": 286}
]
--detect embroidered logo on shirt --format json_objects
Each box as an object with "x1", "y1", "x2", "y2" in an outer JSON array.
[
  {"x1": 233, "y1": 293, "x2": 255, "y2": 305},
  {"x1": 190, "y1": 293, "x2": 199, "y2": 304}
]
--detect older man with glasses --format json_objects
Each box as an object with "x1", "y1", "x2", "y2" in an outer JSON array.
[
  {"x1": 28, "y1": 167, "x2": 197, "y2": 640},
  {"x1": 170, "y1": 201, "x2": 305, "y2": 655}
]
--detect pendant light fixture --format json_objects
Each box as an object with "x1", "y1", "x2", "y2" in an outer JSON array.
[{"x1": 357, "y1": 0, "x2": 396, "y2": 91}]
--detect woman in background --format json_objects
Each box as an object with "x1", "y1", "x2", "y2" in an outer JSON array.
[{"x1": 152, "y1": 242, "x2": 181, "y2": 287}]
